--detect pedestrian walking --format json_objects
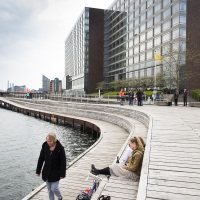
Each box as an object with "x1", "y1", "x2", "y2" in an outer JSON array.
[
  {"x1": 119, "y1": 89, "x2": 124, "y2": 106},
  {"x1": 183, "y1": 89, "x2": 188, "y2": 106},
  {"x1": 36, "y1": 133, "x2": 66, "y2": 200},
  {"x1": 136, "y1": 89, "x2": 143, "y2": 106},
  {"x1": 174, "y1": 91, "x2": 179, "y2": 106},
  {"x1": 128, "y1": 89, "x2": 134, "y2": 106}
]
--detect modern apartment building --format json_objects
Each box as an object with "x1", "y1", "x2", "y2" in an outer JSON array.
[
  {"x1": 50, "y1": 78, "x2": 62, "y2": 93},
  {"x1": 42, "y1": 75, "x2": 50, "y2": 92},
  {"x1": 64, "y1": 7, "x2": 104, "y2": 94},
  {"x1": 64, "y1": 0, "x2": 200, "y2": 94},
  {"x1": 105, "y1": 0, "x2": 187, "y2": 90}
]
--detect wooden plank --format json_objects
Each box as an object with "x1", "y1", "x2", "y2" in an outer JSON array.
[{"x1": 147, "y1": 190, "x2": 199, "y2": 200}]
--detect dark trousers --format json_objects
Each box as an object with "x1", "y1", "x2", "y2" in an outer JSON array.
[
  {"x1": 174, "y1": 99, "x2": 178, "y2": 106},
  {"x1": 138, "y1": 98, "x2": 142, "y2": 106},
  {"x1": 184, "y1": 98, "x2": 187, "y2": 106},
  {"x1": 98, "y1": 167, "x2": 111, "y2": 176}
]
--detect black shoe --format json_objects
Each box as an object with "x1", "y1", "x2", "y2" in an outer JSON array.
[
  {"x1": 116, "y1": 156, "x2": 119, "y2": 163},
  {"x1": 91, "y1": 164, "x2": 99, "y2": 175}
]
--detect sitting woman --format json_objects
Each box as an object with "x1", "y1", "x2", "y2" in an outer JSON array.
[
  {"x1": 118, "y1": 136, "x2": 145, "y2": 164},
  {"x1": 91, "y1": 136, "x2": 144, "y2": 181}
]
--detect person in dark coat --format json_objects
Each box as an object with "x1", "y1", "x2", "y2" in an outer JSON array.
[
  {"x1": 128, "y1": 89, "x2": 134, "y2": 105},
  {"x1": 174, "y1": 91, "x2": 179, "y2": 106},
  {"x1": 36, "y1": 133, "x2": 66, "y2": 200},
  {"x1": 136, "y1": 89, "x2": 143, "y2": 106},
  {"x1": 183, "y1": 89, "x2": 188, "y2": 106}
]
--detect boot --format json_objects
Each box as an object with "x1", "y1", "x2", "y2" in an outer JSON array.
[{"x1": 91, "y1": 164, "x2": 99, "y2": 175}]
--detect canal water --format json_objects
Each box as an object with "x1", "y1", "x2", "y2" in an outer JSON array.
[{"x1": 0, "y1": 108, "x2": 96, "y2": 200}]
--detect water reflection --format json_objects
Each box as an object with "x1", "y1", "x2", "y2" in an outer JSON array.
[{"x1": 0, "y1": 108, "x2": 96, "y2": 200}]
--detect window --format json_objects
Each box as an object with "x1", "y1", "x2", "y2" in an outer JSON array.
[
  {"x1": 154, "y1": 14, "x2": 161, "y2": 25},
  {"x1": 163, "y1": 8, "x2": 171, "y2": 19},
  {"x1": 129, "y1": 57, "x2": 133, "y2": 65},
  {"x1": 147, "y1": 18, "x2": 153, "y2": 28},
  {"x1": 163, "y1": 0, "x2": 171, "y2": 7},
  {"x1": 180, "y1": 28, "x2": 186, "y2": 37},
  {"x1": 172, "y1": 3, "x2": 179, "y2": 14},
  {"x1": 135, "y1": 18, "x2": 140, "y2": 26},
  {"x1": 140, "y1": 53, "x2": 145, "y2": 61},
  {"x1": 180, "y1": 15, "x2": 186, "y2": 24},
  {"x1": 140, "y1": 43, "x2": 146, "y2": 52},
  {"x1": 141, "y1": 3, "x2": 146, "y2": 12},
  {"x1": 162, "y1": 20, "x2": 171, "y2": 31},
  {"x1": 147, "y1": 40, "x2": 153, "y2": 49},
  {"x1": 147, "y1": 29, "x2": 153, "y2": 39},
  {"x1": 173, "y1": 29, "x2": 179, "y2": 39},
  {"x1": 180, "y1": 1, "x2": 186, "y2": 11},
  {"x1": 129, "y1": 39, "x2": 134, "y2": 48},
  {"x1": 140, "y1": 23, "x2": 146, "y2": 32},
  {"x1": 134, "y1": 46, "x2": 139, "y2": 54},
  {"x1": 135, "y1": 8, "x2": 140, "y2": 17},
  {"x1": 154, "y1": 2, "x2": 161, "y2": 13},
  {"x1": 154, "y1": 36, "x2": 161, "y2": 46},
  {"x1": 154, "y1": 26, "x2": 161, "y2": 35},
  {"x1": 147, "y1": 0, "x2": 153, "y2": 8},
  {"x1": 129, "y1": 22, "x2": 133, "y2": 30},
  {"x1": 135, "y1": 0, "x2": 140, "y2": 7},
  {"x1": 134, "y1": 55, "x2": 139, "y2": 63},
  {"x1": 129, "y1": 48, "x2": 133, "y2": 57},
  {"x1": 162, "y1": 32, "x2": 171, "y2": 42},
  {"x1": 140, "y1": 12, "x2": 146, "y2": 23},
  {"x1": 147, "y1": 51, "x2": 153, "y2": 59},
  {"x1": 140, "y1": 33, "x2": 146, "y2": 42},
  {"x1": 173, "y1": 15, "x2": 179, "y2": 26},
  {"x1": 135, "y1": 27, "x2": 139, "y2": 35},
  {"x1": 134, "y1": 36, "x2": 139, "y2": 45},
  {"x1": 147, "y1": 7, "x2": 153, "y2": 18}
]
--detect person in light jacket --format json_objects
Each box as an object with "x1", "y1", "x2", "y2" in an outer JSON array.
[
  {"x1": 91, "y1": 137, "x2": 144, "y2": 181},
  {"x1": 36, "y1": 133, "x2": 66, "y2": 200}
]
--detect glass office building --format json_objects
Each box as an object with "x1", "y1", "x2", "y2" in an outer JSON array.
[
  {"x1": 104, "y1": 0, "x2": 187, "y2": 89},
  {"x1": 64, "y1": 8, "x2": 104, "y2": 94}
]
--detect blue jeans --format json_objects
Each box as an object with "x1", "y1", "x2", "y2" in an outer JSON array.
[{"x1": 46, "y1": 181, "x2": 62, "y2": 200}]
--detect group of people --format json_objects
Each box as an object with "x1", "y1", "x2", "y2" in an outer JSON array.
[
  {"x1": 174, "y1": 88, "x2": 188, "y2": 106},
  {"x1": 119, "y1": 88, "x2": 144, "y2": 106}
]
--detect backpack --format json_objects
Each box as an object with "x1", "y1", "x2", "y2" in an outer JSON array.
[
  {"x1": 76, "y1": 191, "x2": 91, "y2": 200},
  {"x1": 76, "y1": 188, "x2": 91, "y2": 200}
]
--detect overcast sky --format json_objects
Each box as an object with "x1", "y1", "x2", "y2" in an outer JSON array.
[{"x1": 0, "y1": 0, "x2": 114, "y2": 91}]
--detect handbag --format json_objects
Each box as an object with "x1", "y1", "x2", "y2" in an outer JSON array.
[{"x1": 97, "y1": 195, "x2": 111, "y2": 200}]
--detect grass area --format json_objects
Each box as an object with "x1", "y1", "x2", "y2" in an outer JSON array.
[{"x1": 90, "y1": 90, "x2": 162, "y2": 98}]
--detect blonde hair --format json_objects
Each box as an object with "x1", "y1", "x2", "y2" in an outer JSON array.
[
  {"x1": 46, "y1": 132, "x2": 57, "y2": 143},
  {"x1": 129, "y1": 136, "x2": 144, "y2": 150},
  {"x1": 138, "y1": 136, "x2": 146, "y2": 148}
]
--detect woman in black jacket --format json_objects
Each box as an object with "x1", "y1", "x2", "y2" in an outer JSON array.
[{"x1": 36, "y1": 133, "x2": 66, "y2": 200}]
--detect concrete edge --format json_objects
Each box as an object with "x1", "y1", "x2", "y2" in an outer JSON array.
[{"x1": 136, "y1": 114, "x2": 153, "y2": 200}]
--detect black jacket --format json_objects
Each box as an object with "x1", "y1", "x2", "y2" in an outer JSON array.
[{"x1": 36, "y1": 140, "x2": 66, "y2": 182}]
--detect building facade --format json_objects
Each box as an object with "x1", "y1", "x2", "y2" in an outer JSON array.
[
  {"x1": 64, "y1": 0, "x2": 199, "y2": 93},
  {"x1": 105, "y1": 0, "x2": 187, "y2": 91},
  {"x1": 50, "y1": 78, "x2": 62, "y2": 93},
  {"x1": 64, "y1": 7, "x2": 104, "y2": 94},
  {"x1": 42, "y1": 75, "x2": 50, "y2": 92}
]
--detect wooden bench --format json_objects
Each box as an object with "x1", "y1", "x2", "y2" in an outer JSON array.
[{"x1": 156, "y1": 99, "x2": 172, "y2": 106}]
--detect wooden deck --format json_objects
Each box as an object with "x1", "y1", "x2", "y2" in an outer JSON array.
[{"x1": 2, "y1": 98, "x2": 200, "y2": 200}]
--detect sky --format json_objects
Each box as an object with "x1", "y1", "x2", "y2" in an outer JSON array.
[{"x1": 0, "y1": 0, "x2": 114, "y2": 91}]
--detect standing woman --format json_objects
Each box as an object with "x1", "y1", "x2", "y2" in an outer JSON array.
[{"x1": 36, "y1": 133, "x2": 66, "y2": 200}]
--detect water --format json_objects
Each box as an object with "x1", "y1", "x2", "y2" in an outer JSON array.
[{"x1": 0, "y1": 108, "x2": 96, "y2": 200}]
